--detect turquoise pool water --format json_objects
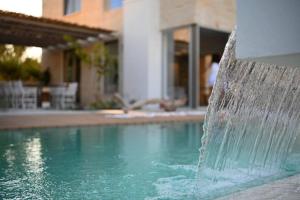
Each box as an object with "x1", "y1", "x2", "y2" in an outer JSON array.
[{"x1": 0, "y1": 123, "x2": 202, "y2": 199}]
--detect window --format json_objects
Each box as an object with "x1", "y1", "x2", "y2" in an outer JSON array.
[
  {"x1": 108, "y1": 0, "x2": 123, "y2": 10},
  {"x1": 64, "y1": 0, "x2": 81, "y2": 15}
]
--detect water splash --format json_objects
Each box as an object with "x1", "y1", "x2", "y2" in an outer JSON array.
[{"x1": 197, "y1": 30, "x2": 300, "y2": 194}]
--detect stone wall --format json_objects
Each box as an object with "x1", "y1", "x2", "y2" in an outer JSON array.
[
  {"x1": 160, "y1": 0, "x2": 236, "y2": 32},
  {"x1": 195, "y1": 0, "x2": 236, "y2": 32},
  {"x1": 41, "y1": 50, "x2": 64, "y2": 85},
  {"x1": 80, "y1": 61, "x2": 101, "y2": 106},
  {"x1": 160, "y1": 0, "x2": 197, "y2": 30},
  {"x1": 43, "y1": 0, "x2": 123, "y2": 31},
  {"x1": 42, "y1": 0, "x2": 121, "y2": 106}
]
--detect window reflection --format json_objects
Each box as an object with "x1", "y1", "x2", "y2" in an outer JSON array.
[
  {"x1": 109, "y1": 0, "x2": 123, "y2": 10},
  {"x1": 64, "y1": 0, "x2": 81, "y2": 15}
]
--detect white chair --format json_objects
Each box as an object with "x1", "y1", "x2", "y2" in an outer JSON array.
[
  {"x1": 64, "y1": 83, "x2": 78, "y2": 109},
  {"x1": 23, "y1": 87, "x2": 38, "y2": 109},
  {"x1": 50, "y1": 83, "x2": 78, "y2": 110},
  {"x1": 50, "y1": 87, "x2": 65, "y2": 109},
  {"x1": 3, "y1": 82, "x2": 13, "y2": 108},
  {"x1": 11, "y1": 81, "x2": 25, "y2": 109},
  {"x1": 0, "y1": 82, "x2": 9, "y2": 108},
  {"x1": 6, "y1": 81, "x2": 38, "y2": 109}
]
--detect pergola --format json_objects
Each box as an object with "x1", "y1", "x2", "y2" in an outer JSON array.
[{"x1": 0, "y1": 10, "x2": 115, "y2": 49}]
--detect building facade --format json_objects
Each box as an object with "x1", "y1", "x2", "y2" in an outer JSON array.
[{"x1": 42, "y1": 0, "x2": 236, "y2": 108}]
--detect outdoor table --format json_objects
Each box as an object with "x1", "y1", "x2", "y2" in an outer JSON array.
[{"x1": 41, "y1": 87, "x2": 51, "y2": 108}]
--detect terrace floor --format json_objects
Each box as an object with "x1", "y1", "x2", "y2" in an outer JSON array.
[
  {"x1": 0, "y1": 108, "x2": 206, "y2": 130},
  {"x1": 217, "y1": 174, "x2": 300, "y2": 200}
]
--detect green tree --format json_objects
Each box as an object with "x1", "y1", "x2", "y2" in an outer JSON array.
[
  {"x1": 22, "y1": 58, "x2": 43, "y2": 81},
  {"x1": 0, "y1": 44, "x2": 42, "y2": 82},
  {"x1": 64, "y1": 35, "x2": 118, "y2": 100},
  {"x1": 0, "y1": 45, "x2": 26, "y2": 61},
  {"x1": 64, "y1": 35, "x2": 117, "y2": 79}
]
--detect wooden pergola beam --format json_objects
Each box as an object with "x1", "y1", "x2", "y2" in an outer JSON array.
[{"x1": 0, "y1": 10, "x2": 114, "y2": 48}]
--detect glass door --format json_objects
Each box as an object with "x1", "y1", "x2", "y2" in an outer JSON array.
[{"x1": 163, "y1": 25, "x2": 199, "y2": 108}]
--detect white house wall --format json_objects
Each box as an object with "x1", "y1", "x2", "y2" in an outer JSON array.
[
  {"x1": 146, "y1": 0, "x2": 162, "y2": 99},
  {"x1": 123, "y1": 0, "x2": 162, "y2": 101}
]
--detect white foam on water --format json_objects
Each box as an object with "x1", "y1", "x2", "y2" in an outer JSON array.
[
  {"x1": 151, "y1": 161, "x2": 198, "y2": 173},
  {"x1": 146, "y1": 175, "x2": 197, "y2": 200}
]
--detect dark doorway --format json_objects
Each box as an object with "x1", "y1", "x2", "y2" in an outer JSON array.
[{"x1": 199, "y1": 28, "x2": 229, "y2": 106}]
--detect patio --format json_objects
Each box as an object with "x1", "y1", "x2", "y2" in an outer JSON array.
[
  {"x1": 0, "y1": 108, "x2": 206, "y2": 130},
  {"x1": 0, "y1": 10, "x2": 116, "y2": 109}
]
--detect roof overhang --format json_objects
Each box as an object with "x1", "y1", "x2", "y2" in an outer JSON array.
[{"x1": 0, "y1": 10, "x2": 116, "y2": 49}]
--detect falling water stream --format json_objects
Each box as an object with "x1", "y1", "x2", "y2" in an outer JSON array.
[{"x1": 196, "y1": 30, "x2": 300, "y2": 199}]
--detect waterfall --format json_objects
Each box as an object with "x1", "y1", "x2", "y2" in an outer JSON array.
[{"x1": 196, "y1": 30, "x2": 300, "y2": 197}]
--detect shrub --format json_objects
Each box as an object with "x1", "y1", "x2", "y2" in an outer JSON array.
[
  {"x1": 0, "y1": 45, "x2": 43, "y2": 82},
  {"x1": 90, "y1": 99, "x2": 121, "y2": 110},
  {"x1": 22, "y1": 58, "x2": 43, "y2": 82},
  {"x1": 0, "y1": 59, "x2": 23, "y2": 80}
]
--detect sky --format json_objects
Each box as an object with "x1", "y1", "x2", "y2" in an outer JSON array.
[{"x1": 0, "y1": 0, "x2": 43, "y2": 60}]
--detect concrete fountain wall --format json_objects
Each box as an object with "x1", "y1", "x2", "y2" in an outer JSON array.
[{"x1": 236, "y1": 0, "x2": 300, "y2": 67}]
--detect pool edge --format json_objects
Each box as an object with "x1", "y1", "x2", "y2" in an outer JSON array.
[{"x1": 0, "y1": 114, "x2": 205, "y2": 131}]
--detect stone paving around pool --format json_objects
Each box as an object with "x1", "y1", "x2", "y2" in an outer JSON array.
[
  {"x1": 0, "y1": 108, "x2": 206, "y2": 130},
  {"x1": 217, "y1": 174, "x2": 300, "y2": 200}
]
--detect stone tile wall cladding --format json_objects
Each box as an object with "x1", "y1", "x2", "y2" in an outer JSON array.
[
  {"x1": 43, "y1": 0, "x2": 122, "y2": 31},
  {"x1": 160, "y1": 0, "x2": 236, "y2": 31}
]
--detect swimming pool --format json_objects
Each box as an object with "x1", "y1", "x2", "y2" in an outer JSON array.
[
  {"x1": 0, "y1": 123, "x2": 202, "y2": 199},
  {"x1": 1, "y1": 122, "x2": 300, "y2": 199}
]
